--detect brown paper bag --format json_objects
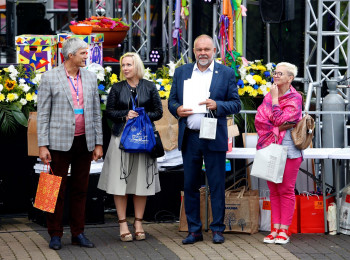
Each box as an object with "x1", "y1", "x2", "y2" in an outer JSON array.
[
  {"x1": 154, "y1": 100, "x2": 178, "y2": 151},
  {"x1": 224, "y1": 186, "x2": 259, "y2": 234},
  {"x1": 27, "y1": 112, "x2": 39, "y2": 156},
  {"x1": 179, "y1": 187, "x2": 213, "y2": 231}
]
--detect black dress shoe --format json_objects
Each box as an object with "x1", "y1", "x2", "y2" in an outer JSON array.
[
  {"x1": 71, "y1": 233, "x2": 95, "y2": 248},
  {"x1": 182, "y1": 232, "x2": 203, "y2": 244},
  {"x1": 212, "y1": 231, "x2": 225, "y2": 244},
  {"x1": 49, "y1": 236, "x2": 62, "y2": 250}
]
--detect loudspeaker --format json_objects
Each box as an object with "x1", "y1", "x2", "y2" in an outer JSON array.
[{"x1": 259, "y1": 0, "x2": 295, "y2": 23}]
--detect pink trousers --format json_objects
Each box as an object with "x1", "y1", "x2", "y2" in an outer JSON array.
[{"x1": 267, "y1": 157, "x2": 303, "y2": 226}]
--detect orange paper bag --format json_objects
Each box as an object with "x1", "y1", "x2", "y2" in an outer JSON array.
[
  {"x1": 299, "y1": 193, "x2": 334, "y2": 233},
  {"x1": 34, "y1": 168, "x2": 62, "y2": 213}
]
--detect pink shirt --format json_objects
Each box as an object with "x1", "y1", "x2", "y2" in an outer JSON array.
[{"x1": 64, "y1": 65, "x2": 85, "y2": 136}]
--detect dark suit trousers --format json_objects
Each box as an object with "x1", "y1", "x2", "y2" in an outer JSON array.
[
  {"x1": 47, "y1": 135, "x2": 92, "y2": 237},
  {"x1": 182, "y1": 129, "x2": 226, "y2": 233}
]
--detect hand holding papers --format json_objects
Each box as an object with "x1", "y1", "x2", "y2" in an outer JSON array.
[{"x1": 183, "y1": 78, "x2": 210, "y2": 113}]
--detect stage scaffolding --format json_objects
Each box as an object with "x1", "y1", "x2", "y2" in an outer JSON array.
[{"x1": 304, "y1": 0, "x2": 350, "y2": 149}]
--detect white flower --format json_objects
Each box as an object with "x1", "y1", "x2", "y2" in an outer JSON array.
[
  {"x1": 96, "y1": 73, "x2": 105, "y2": 81},
  {"x1": 101, "y1": 95, "x2": 108, "y2": 103},
  {"x1": 9, "y1": 72, "x2": 18, "y2": 81},
  {"x1": 21, "y1": 84, "x2": 31, "y2": 93},
  {"x1": 32, "y1": 74, "x2": 42, "y2": 85},
  {"x1": 156, "y1": 79, "x2": 163, "y2": 85},
  {"x1": 0, "y1": 84, "x2": 3, "y2": 92},
  {"x1": 239, "y1": 66, "x2": 247, "y2": 78},
  {"x1": 167, "y1": 61, "x2": 176, "y2": 77},
  {"x1": 106, "y1": 88, "x2": 111, "y2": 94},
  {"x1": 266, "y1": 63, "x2": 274, "y2": 71},
  {"x1": 156, "y1": 84, "x2": 161, "y2": 90},
  {"x1": 105, "y1": 66, "x2": 112, "y2": 73},
  {"x1": 8, "y1": 65, "x2": 17, "y2": 73},
  {"x1": 143, "y1": 68, "x2": 152, "y2": 80},
  {"x1": 85, "y1": 63, "x2": 105, "y2": 76},
  {"x1": 245, "y1": 74, "x2": 256, "y2": 85},
  {"x1": 20, "y1": 98, "x2": 27, "y2": 105},
  {"x1": 19, "y1": 78, "x2": 26, "y2": 85}
]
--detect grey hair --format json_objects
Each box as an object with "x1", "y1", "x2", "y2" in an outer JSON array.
[
  {"x1": 193, "y1": 34, "x2": 215, "y2": 49},
  {"x1": 62, "y1": 38, "x2": 88, "y2": 60},
  {"x1": 276, "y1": 62, "x2": 298, "y2": 78}
]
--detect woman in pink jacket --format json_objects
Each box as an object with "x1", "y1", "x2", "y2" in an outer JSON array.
[{"x1": 255, "y1": 62, "x2": 303, "y2": 244}]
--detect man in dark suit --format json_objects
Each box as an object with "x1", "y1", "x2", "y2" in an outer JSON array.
[{"x1": 168, "y1": 34, "x2": 241, "y2": 244}]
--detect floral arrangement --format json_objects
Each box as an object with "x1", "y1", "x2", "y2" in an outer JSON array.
[
  {"x1": 71, "y1": 16, "x2": 130, "y2": 30},
  {"x1": 84, "y1": 63, "x2": 118, "y2": 110},
  {"x1": 144, "y1": 61, "x2": 178, "y2": 99},
  {"x1": 0, "y1": 64, "x2": 39, "y2": 135},
  {"x1": 236, "y1": 59, "x2": 276, "y2": 97}
]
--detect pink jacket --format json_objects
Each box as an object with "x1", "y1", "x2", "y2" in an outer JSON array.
[{"x1": 255, "y1": 86, "x2": 303, "y2": 150}]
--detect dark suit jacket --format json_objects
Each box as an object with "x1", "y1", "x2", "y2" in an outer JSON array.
[{"x1": 168, "y1": 62, "x2": 241, "y2": 151}]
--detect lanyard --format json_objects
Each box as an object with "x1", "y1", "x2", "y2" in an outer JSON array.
[{"x1": 68, "y1": 72, "x2": 80, "y2": 106}]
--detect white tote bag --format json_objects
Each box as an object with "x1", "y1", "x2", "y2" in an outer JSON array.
[{"x1": 250, "y1": 143, "x2": 287, "y2": 183}]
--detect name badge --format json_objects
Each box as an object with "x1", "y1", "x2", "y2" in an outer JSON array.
[{"x1": 74, "y1": 108, "x2": 84, "y2": 115}]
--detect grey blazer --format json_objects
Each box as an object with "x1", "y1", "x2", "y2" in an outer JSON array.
[{"x1": 37, "y1": 64, "x2": 103, "y2": 152}]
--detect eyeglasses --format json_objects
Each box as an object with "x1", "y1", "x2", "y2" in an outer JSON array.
[{"x1": 272, "y1": 71, "x2": 284, "y2": 77}]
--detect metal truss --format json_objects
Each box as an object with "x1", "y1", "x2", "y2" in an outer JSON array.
[
  {"x1": 162, "y1": 0, "x2": 193, "y2": 63},
  {"x1": 122, "y1": 0, "x2": 151, "y2": 61},
  {"x1": 304, "y1": 0, "x2": 350, "y2": 149}
]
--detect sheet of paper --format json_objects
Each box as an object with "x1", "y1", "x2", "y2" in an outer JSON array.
[{"x1": 183, "y1": 78, "x2": 209, "y2": 113}]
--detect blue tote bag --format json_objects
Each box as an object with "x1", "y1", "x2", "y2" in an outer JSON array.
[{"x1": 119, "y1": 94, "x2": 156, "y2": 153}]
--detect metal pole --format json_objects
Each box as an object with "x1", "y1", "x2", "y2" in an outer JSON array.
[
  {"x1": 128, "y1": 0, "x2": 132, "y2": 52},
  {"x1": 304, "y1": 0, "x2": 311, "y2": 94},
  {"x1": 188, "y1": 0, "x2": 192, "y2": 61},
  {"x1": 315, "y1": 0, "x2": 323, "y2": 149},
  {"x1": 141, "y1": 1, "x2": 145, "y2": 58},
  {"x1": 213, "y1": 2, "x2": 217, "y2": 53},
  {"x1": 162, "y1": 1, "x2": 167, "y2": 62},
  {"x1": 266, "y1": 22, "x2": 270, "y2": 63},
  {"x1": 347, "y1": 3, "x2": 350, "y2": 105},
  {"x1": 334, "y1": 1, "x2": 340, "y2": 78},
  {"x1": 146, "y1": 0, "x2": 151, "y2": 61},
  {"x1": 168, "y1": 0, "x2": 173, "y2": 61}
]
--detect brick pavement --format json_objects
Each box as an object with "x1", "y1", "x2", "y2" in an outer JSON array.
[{"x1": 1, "y1": 214, "x2": 350, "y2": 259}]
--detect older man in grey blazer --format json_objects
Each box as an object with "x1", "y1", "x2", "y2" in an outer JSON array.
[{"x1": 37, "y1": 38, "x2": 103, "y2": 250}]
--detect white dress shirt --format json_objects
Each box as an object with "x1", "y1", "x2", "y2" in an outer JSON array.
[{"x1": 186, "y1": 61, "x2": 214, "y2": 130}]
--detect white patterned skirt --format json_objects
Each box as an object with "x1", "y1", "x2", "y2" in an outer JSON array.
[{"x1": 98, "y1": 134, "x2": 161, "y2": 196}]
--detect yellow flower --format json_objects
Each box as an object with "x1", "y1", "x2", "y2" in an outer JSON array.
[
  {"x1": 252, "y1": 75, "x2": 262, "y2": 84},
  {"x1": 5, "y1": 79, "x2": 16, "y2": 91},
  {"x1": 258, "y1": 88, "x2": 263, "y2": 95},
  {"x1": 161, "y1": 79, "x2": 170, "y2": 86},
  {"x1": 266, "y1": 87, "x2": 270, "y2": 92},
  {"x1": 250, "y1": 64, "x2": 258, "y2": 70},
  {"x1": 0, "y1": 93, "x2": 5, "y2": 101},
  {"x1": 26, "y1": 93, "x2": 33, "y2": 101},
  {"x1": 159, "y1": 90, "x2": 165, "y2": 98},
  {"x1": 238, "y1": 88, "x2": 245, "y2": 96},
  {"x1": 164, "y1": 91, "x2": 170, "y2": 99},
  {"x1": 7, "y1": 93, "x2": 16, "y2": 101},
  {"x1": 261, "y1": 79, "x2": 267, "y2": 85},
  {"x1": 164, "y1": 84, "x2": 171, "y2": 91},
  {"x1": 3, "y1": 68, "x2": 9, "y2": 72},
  {"x1": 257, "y1": 65, "x2": 266, "y2": 72},
  {"x1": 110, "y1": 74, "x2": 118, "y2": 84},
  {"x1": 243, "y1": 80, "x2": 248, "y2": 84},
  {"x1": 250, "y1": 89, "x2": 258, "y2": 97}
]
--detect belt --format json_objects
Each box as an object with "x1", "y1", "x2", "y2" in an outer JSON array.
[{"x1": 186, "y1": 127, "x2": 200, "y2": 133}]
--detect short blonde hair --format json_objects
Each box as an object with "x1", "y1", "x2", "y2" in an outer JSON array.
[
  {"x1": 276, "y1": 62, "x2": 298, "y2": 78},
  {"x1": 119, "y1": 52, "x2": 145, "y2": 81}
]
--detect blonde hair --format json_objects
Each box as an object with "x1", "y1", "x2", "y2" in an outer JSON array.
[
  {"x1": 276, "y1": 62, "x2": 298, "y2": 78},
  {"x1": 119, "y1": 52, "x2": 145, "y2": 81}
]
